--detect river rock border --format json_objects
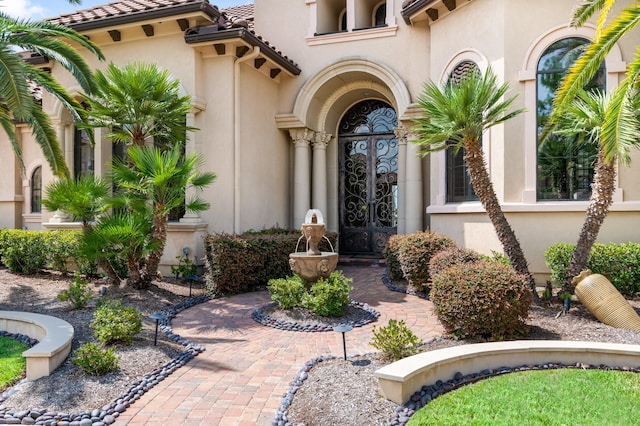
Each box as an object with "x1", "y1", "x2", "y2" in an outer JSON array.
[
  {"x1": 0, "y1": 294, "x2": 211, "y2": 426},
  {"x1": 252, "y1": 301, "x2": 380, "y2": 332}
]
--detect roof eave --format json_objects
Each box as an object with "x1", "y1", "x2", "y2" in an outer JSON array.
[
  {"x1": 185, "y1": 28, "x2": 301, "y2": 76},
  {"x1": 401, "y1": 0, "x2": 438, "y2": 24},
  {"x1": 62, "y1": 2, "x2": 222, "y2": 32}
]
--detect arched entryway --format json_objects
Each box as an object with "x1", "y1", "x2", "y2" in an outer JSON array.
[{"x1": 338, "y1": 100, "x2": 398, "y2": 254}]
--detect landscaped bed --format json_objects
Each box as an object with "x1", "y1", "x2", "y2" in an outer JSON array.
[{"x1": 1, "y1": 266, "x2": 640, "y2": 425}]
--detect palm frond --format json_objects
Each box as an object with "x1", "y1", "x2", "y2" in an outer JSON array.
[
  {"x1": 572, "y1": 0, "x2": 610, "y2": 28},
  {"x1": 28, "y1": 107, "x2": 70, "y2": 178},
  {"x1": 555, "y1": 4, "x2": 640, "y2": 115},
  {"x1": 0, "y1": 111, "x2": 24, "y2": 173},
  {"x1": 0, "y1": 45, "x2": 33, "y2": 120}
]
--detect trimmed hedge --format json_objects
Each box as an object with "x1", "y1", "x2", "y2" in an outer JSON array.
[
  {"x1": 431, "y1": 260, "x2": 532, "y2": 340},
  {"x1": 396, "y1": 231, "x2": 456, "y2": 291},
  {"x1": 383, "y1": 235, "x2": 404, "y2": 281},
  {"x1": 545, "y1": 242, "x2": 640, "y2": 295},
  {"x1": 429, "y1": 246, "x2": 482, "y2": 280},
  {"x1": 204, "y1": 228, "x2": 338, "y2": 295},
  {"x1": 0, "y1": 229, "x2": 88, "y2": 275}
]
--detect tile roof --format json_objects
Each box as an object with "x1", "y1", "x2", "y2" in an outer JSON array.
[
  {"x1": 221, "y1": 3, "x2": 254, "y2": 28},
  {"x1": 48, "y1": 0, "x2": 208, "y2": 27}
]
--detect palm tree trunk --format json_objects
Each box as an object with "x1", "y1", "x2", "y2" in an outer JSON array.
[
  {"x1": 562, "y1": 150, "x2": 616, "y2": 293},
  {"x1": 127, "y1": 256, "x2": 146, "y2": 289},
  {"x1": 145, "y1": 211, "x2": 167, "y2": 280},
  {"x1": 464, "y1": 136, "x2": 540, "y2": 301}
]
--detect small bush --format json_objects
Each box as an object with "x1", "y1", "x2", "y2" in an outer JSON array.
[
  {"x1": 369, "y1": 319, "x2": 424, "y2": 361},
  {"x1": 397, "y1": 231, "x2": 456, "y2": 291},
  {"x1": 268, "y1": 275, "x2": 306, "y2": 309},
  {"x1": 91, "y1": 299, "x2": 142, "y2": 345},
  {"x1": 431, "y1": 261, "x2": 532, "y2": 340},
  {"x1": 383, "y1": 235, "x2": 404, "y2": 281},
  {"x1": 481, "y1": 250, "x2": 512, "y2": 266},
  {"x1": 429, "y1": 246, "x2": 481, "y2": 280},
  {"x1": 45, "y1": 231, "x2": 81, "y2": 275},
  {"x1": 74, "y1": 342, "x2": 119, "y2": 375},
  {"x1": 58, "y1": 272, "x2": 93, "y2": 309},
  {"x1": 302, "y1": 271, "x2": 353, "y2": 317}
]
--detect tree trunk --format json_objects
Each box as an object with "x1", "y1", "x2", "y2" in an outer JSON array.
[
  {"x1": 145, "y1": 210, "x2": 167, "y2": 280},
  {"x1": 126, "y1": 256, "x2": 148, "y2": 289},
  {"x1": 464, "y1": 136, "x2": 540, "y2": 301},
  {"x1": 97, "y1": 258, "x2": 121, "y2": 286},
  {"x1": 562, "y1": 150, "x2": 616, "y2": 293}
]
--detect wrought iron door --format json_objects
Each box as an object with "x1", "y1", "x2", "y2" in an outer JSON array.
[{"x1": 338, "y1": 100, "x2": 398, "y2": 254}]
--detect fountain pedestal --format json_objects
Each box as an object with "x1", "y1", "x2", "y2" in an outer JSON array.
[{"x1": 289, "y1": 210, "x2": 338, "y2": 285}]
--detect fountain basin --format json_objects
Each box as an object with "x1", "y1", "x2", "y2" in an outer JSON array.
[{"x1": 289, "y1": 252, "x2": 339, "y2": 283}]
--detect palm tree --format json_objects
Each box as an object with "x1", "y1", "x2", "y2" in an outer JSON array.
[
  {"x1": 413, "y1": 67, "x2": 539, "y2": 300},
  {"x1": 42, "y1": 175, "x2": 122, "y2": 284},
  {"x1": 81, "y1": 212, "x2": 158, "y2": 289},
  {"x1": 553, "y1": 88, "x2": 640, "y2": 292},
  {"x1": 551, "y1": 1, "x2": 640, "y2": 290},
  {"x1": 0, "y1": 4, "x2": 103, "y2": 177},
  {"x1": 81, "y1": 62, "x2": 195, "y2": 147},
  {"x1": 109, "y1": 144, "x2": 216, "y2": 287}
]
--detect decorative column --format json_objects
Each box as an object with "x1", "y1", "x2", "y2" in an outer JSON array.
[
  {"x1": 290, "y1": 128, "x2": 313, "y2": 228},
  {"x1": 181, "y1": 109, "x2": 203, "y2": 223},
  {"x1": 394, "y1": 126, "x2": 408, "y2": 235},
  {"x1": 48, "y1": 120, "x2": 71, "y2": 224},
  {"x1": 312, "y1": 132, "x2": 331, "y2": 217},
  {"x1": 405, "y1": 132, "x2": 423, "y2": 233}
]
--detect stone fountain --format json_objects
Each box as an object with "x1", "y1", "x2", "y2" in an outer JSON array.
[{"x1": 289, "y1": 209, "x2": 338, "y2": 287}]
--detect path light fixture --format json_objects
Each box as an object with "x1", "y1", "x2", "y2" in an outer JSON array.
[
  {"x1": 333, "y1": 324, "x2": 353, "y2": 360},
  {"x1": 149, "y1": 312, "x2": 168, "y2": 346}
]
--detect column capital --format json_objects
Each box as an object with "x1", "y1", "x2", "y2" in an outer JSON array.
[
  {"x1": 289, "y1": 128, "x2": 315, "y2": 144},
  {"x1": 394, "y1": 125, "x2": 409, "y2": 144},
  {"x1": 312, "y1": 132, "x2": 332, "y2": 149}
]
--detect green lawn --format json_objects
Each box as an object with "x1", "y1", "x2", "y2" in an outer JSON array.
[
  {"x1": 408, "y1": 368, "x2": 640, "y2": 426},
  {"x1": 0, "y1": 336, "x2": 28, "y2": 391}
]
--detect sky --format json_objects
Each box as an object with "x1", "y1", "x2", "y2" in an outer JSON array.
[{"x1": 3, "y1": 0, "x2": 250, "y2": 20}]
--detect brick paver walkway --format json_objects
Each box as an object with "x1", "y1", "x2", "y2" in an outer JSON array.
[{"x1": 115, "y1": 265, "x2": 444, "y2": 425}]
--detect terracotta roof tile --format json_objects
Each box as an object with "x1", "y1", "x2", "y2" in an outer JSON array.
[
  {"x1": 48, "y1": 0, "x2": 203, "y2": 26},
  {"x1": 221, "y1": 3, "x2": 254, "y2": 29}
]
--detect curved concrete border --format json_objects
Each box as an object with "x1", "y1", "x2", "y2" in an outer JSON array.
[
  {"x1": 374, "y1": 340, "x2": 640, "y2": 405},
  {"x1": 0, "y1": 311, "x2": 74, "y2": 381}
]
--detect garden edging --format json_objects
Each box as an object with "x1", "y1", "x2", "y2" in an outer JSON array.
[{"x1": 374, "y1": 340, "x2": 640, "y2": 405}]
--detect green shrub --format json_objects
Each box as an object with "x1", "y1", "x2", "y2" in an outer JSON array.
[
  {"x1": 429, "y1": 246, "x2": 481, "y2": 280},
  {"x1": 204, "y1": 229, "x2": 338, "y2": 295},
  {"x1": 302, "y1": 271, "x2": 353, "y2": 317},
  {"x1": 74, "y1": 342, "x2": 119, "y2": 375},
  {"x1": 369, "y1": 319, "x2": 424, "y2": 361},
  {"x1": 481, "y1": 250, "x2": 511, "y2": 266},
  {"x1": 58, "y1": 272, "x2": 93, "y2": 309},
  {"x1": 268, "y1": 275, "x2": 306, "y2": 309},
  {"x1": 170, "y1": 254, "x2": 197, "y2": 280},
  {"x1": 91, "y1": 299, "x2": 142, "y2": 345},
  {"x1": 545, "y1": 242, "x2": 640, "y2": 295},
  {"x1": 431, "y1": 261, "x2": 532, "y2": 340},
  {"x1": 45, "y1": 231, "x2": 82, "y2": 274},
  {"x1": 397, "y1": 231, "x2": 456, "y2": 291},
  {"x1": 383, "y1": 235, "x2": 404, "y2": 281},
  {"x1": 1, "y1": 230, "x2": 48, "y2": 274}
]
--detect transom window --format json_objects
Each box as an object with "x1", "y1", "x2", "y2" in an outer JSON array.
[{"x1": 536, "y1": 37, "x2": 604, "y2": 201}]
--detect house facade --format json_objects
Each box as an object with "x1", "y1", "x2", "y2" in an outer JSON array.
[{"x1": 2, "y1": 0, "x2": 640, "y2": 280}]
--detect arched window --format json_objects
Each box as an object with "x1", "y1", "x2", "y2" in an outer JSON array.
[
  {"x1": 374, "y1": 3, "x2": 386, "y2": 26},
  {"x1": 31, "y1": 166, "x2": 42, "y2": 213},
  {"x1": 339, "y1": 9, "x2": 347, "y2": 31},
  {"x1": 446, "y1": 60, "x2": 479, "y2": 203},
  {"x1": 536, "y1": 37, "x2": 604, "y2": 200}
]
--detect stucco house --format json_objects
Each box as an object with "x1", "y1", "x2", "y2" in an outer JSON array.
[{"x1": 2, "y1": 0, "x2": 640, "y2": 280}]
